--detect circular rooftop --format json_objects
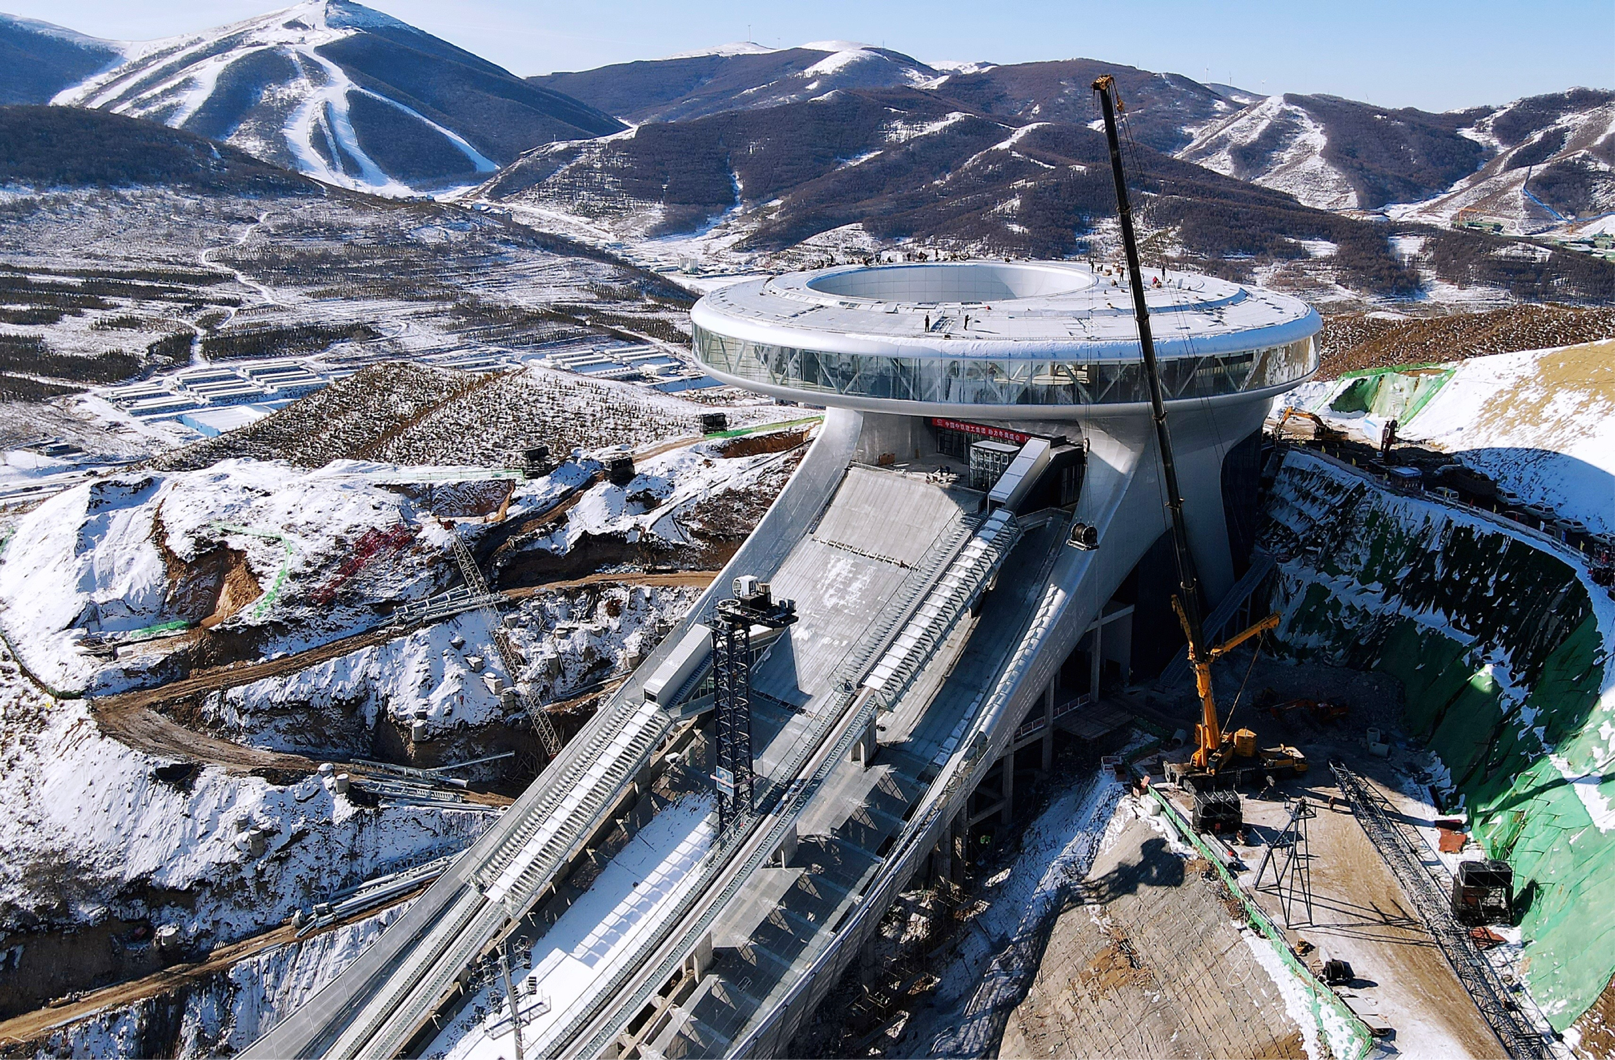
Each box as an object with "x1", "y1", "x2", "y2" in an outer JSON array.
[
  {"x1": 804, "y1": 261, "x2": 1095, "y2": 302},
  {"x1": 690, "y1": 261, "x2": 1321, "y2": 416}
]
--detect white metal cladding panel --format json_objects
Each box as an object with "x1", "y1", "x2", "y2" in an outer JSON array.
[
  {"x1": 810, "y1": 465, "x2": 970, "y2": 568},
  {"x1": 749, "y1": 538, "x2": 909, "y2": 708},
  {"x1": 989, "y1": 438, "x2": 1052, "y2": 506}
]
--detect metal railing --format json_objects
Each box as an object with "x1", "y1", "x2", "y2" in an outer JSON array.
[
  {"x1": 864, "y1": 511, "x2": 1021, "y2": 710},
  {"x1": 1014, "y1": 691, "x2": 1095, "y2": 742},
  {"x1": 566, "y1": 689, "x2": 884, "y2": 1059},
  {"x1": 730, "y1": 529, "x2": 1069, "y2": 1056}
]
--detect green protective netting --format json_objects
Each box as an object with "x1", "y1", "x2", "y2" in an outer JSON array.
[
  {"x1": 1268, "y1": 453, "x2": 1615, "y2": 1030},
  {"x1": 1325, "y1": 367, "x2": 1455, "y2": 426}
]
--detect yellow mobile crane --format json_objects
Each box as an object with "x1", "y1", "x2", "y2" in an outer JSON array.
[{"x1": 1092, "y1": 76, "x2": 1306, "y2": 809}]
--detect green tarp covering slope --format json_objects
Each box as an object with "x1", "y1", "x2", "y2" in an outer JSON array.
[{"x1": 1265, "y1": 450, "x2": 1615, "y2": 1032}]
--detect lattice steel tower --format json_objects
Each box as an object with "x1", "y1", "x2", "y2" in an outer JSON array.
[{"x1": 713, "y1": 577, "x2": 797, "y2": 834}]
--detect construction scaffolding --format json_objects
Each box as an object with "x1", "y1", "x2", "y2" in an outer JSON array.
[
  {"x1": 712, "y1": 581, "x2": 798, "y2": 834},
  {"x1": 712, "y1": 614, "x2": 753, "y2": 835}
]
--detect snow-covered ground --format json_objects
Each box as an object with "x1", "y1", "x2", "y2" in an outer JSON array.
[
  {"x1": 0, "y1": 682, "x2": 488, "y2": 946},
  {"x1": 424, "y1": 793, "x2": 715, "y2": 1060},
  {"x1": 47, "y1": 901, "x2": 411, "y2": 1058},
  {"x1": 0, "y1": 458, "x2": 453, "y2": 693},
  {"x1": 210, "y1": 581, "x2": 699, "y2": 755},
  {"x1": 0, "y1": 421, "x2": 795, "y2": 697},
  {"x1": 1288, "y1": 340, "x2": 1615, "y2": 535},
  {"x1": 891, "y1": 770, "x2": 1126, "y2": 1056},
  {"x1": 503, "y1": 582, "x2": 700, "y2": 701},
  {"x1": 517, "y1": 438, "x2": 807, "y2": 557}
]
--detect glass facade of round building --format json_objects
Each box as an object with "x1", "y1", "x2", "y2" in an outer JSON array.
[{"x1": 692, "y1": 325, "x2": 1316, "y2": 407}]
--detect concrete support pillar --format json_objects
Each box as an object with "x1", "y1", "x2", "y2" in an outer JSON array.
[
  {"x1": 683, "y1": 932, "x2": 713, "y2": 981},
  {"x1": 1090, "y1": 623, "x2": 1103, "y2": 699},
  {"x1": 773, "y1": 821, "x2": 799, "y2": 868},
  {"x1": 951, "y1": 811, "x2": 967, "y2": 883},
  {"x1": 1000, "y1": 748, "x2": 1015, "y2": 828},
  {"x1": 850, "y1": 713, "x2": 878, "y2": 766},
  {"x1": 931, "y1": 835, "x2": 952, "y2": 886},
  {"x1": 1041, "y1": 680, "x2": 1056, "y2": 773}
]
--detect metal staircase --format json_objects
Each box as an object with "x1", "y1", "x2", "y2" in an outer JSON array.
[
  {"x1": 327, "y1": 693, "x2": 677, "y2": 1059},
  {"x1": 473, "y1": 696, "x2": 671, "y2": 905},
  {"x1": 863, "y1": 508, "x2": 1021, "y2": 708}
]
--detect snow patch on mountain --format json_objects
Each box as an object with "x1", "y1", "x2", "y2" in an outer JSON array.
[
  {"x1": 1177, "y1": 95, "x2": 1359, "y2": 210},
  {"x1": 927, "y1": 59, "x2": 996, "y2": 75},
  {"x1": 800, "y1": 40, "x2": 875, "y2": 53},
  {"x1": 1392, "y1": 95, "x2": 1615, "y2": 235},
  {"x1": 884, "y1": 110, "x2": 974, "y2": 144},
  {"x1": 0, "y1": 458, "x2": 452, "y2": 693},
  {"x1": 0, "y1": 11, "x2": 124, "y2": 52},
  {"x1": 56, "y1": 3, "x2": 487, "y2": 195},
  {"x1": 658, "y1": 41, "x2": 775, "y2": 60},
  {"x1": 0, "y1": 686, "x2": 488, "y2": 942}
]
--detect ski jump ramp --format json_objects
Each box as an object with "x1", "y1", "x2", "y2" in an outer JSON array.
[{"x1": 247, "y1": 262, "x2": 1318, "y2": 1058}]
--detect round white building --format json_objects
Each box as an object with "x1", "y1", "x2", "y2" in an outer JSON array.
[
  {"x1": 693, "y1": 260, "x2": 1322, "y2": 662},
  {"x1": 691, "y1": 260, "x2": 1320, "y2": 417}
]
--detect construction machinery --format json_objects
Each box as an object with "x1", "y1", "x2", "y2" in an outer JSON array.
[
  {"x1": 1271, "y1": 406, "x2": 1347, "y2": 445},
  {"x1": 1093, "y1": 75, "x2": 1307, "y2": 802},
  {"x1": 1452, "y1": 860, "x2": 1515, "y2": 925}
]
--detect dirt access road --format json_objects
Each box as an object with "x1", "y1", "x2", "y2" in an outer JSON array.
[
  {"x1": 0, "y1": 888, "x2": 422, "y2": 1049},
  {"x1": 88, "y1": 571, "x2": 719, "y2": 771},
  {"x1": 1231, "y1": 750, "x2": 1501, "y2": 1058}
]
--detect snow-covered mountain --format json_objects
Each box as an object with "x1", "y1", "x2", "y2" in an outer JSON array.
[
  {"x1": 931, "y1": 59, "x2": 1239, "y2": 154},
  {"x1": 477, "y1": 88, "x2": 1462, "y2": 299},
  {"x1": 50, "y1": 0, "x2": 623, "y2": 195},
  {"x1": 0, "y1": 12, "x2": 123, "y2": 104},
  {"x1": 1391, "y1": 89, "x2": 1615, "y2": 235},
  {"x1": 1177, "y1": 94, "x2": 1489, "y2": 211},
  {"x1": 1177, "y1": 89, "x2": 1615, "y2": 229},
  {"x1": 535, "y1": 50, "x2": 1238, "y2": 155},
  {"x1": 530, "y1": 41, "x2": 945, "y2": 124}
]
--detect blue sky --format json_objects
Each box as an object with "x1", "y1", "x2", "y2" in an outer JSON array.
[{"x1": 9, "y1": 0, "x2": 1612, "y2": 111}]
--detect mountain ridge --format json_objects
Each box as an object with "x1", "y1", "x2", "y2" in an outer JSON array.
[
  {"x1": 7, "y1": 4, "x2": 1611, "y2": 256},
  {"x1": 44, "y1": 0, "x2": 623, "y2": 195},
  {"x1": 0, "y1": 12, "x2": 124, "y2": 105}
]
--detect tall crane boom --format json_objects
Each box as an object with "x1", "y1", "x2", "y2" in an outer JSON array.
[
  {"x1": 1092, "y1": 75, "x2": 1296, "y2": 777},
  {"x1": 1091, "y1": 76, "x2": 1205, "y2": 651}
]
